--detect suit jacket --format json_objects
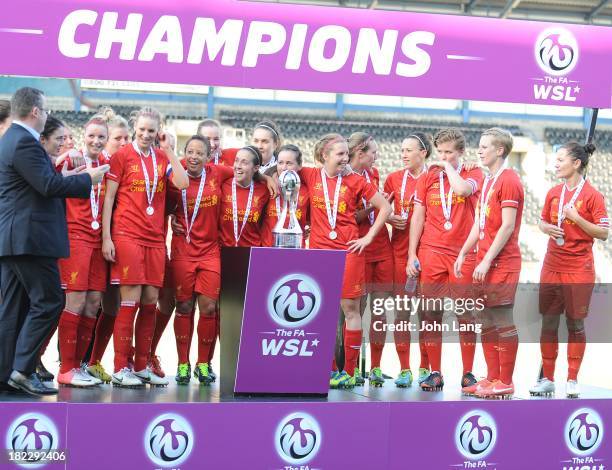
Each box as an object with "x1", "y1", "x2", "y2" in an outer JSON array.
[{"x1": 0, "y1": 123, "x2": 92, "y2": 258}]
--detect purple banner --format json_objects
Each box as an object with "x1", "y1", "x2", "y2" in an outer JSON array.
[
  {"x1": 0, "y1": 0, "x2": 610, "y2": 107},
  {"x1": 235, "y1": 248, "x2": 345, "y2": 394},
  {"x1": 0, "y1": 403, "x2": 67, "y2": 469},
  {"x1": 65, "y1": 402, "x2": 390, "y2": 470},
  {"x1": 0, "y1": 399, "x2": 610, "y2": 468},
  {"x1": 388, "y1": 399, "x2": 611, "y2": 469}
]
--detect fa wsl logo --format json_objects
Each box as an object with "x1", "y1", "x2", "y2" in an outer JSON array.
[
  {"x1": 6, "y1": 413, "x2": 59, "y2": 469},
  {"x1": 533, "y1": 28, "x2": 580, "y2": 102},
  {"x1": 144, "y1": 413, "x2": 194, "y2": 468},
  {"x1": 275, "y1": 412, "x2": 322, "y2": 469},
  {"x1": 263, "y1": 274, "x2": 322, "y2": 357},
  {"x1": 454, "y1": 410, "x2": 497, "y2": 467},
  {"x1": 562, "y1": 408, "x2": 605, "y2": 470}
]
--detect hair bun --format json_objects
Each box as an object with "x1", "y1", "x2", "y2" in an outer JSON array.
[{"x1": 584, "y1": 142, "x2": 596, "y2": 156}]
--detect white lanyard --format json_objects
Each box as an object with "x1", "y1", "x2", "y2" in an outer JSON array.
[
  {"x1": 361, "y1": 170, "x2": 375, "y2": 226},
  {"x1": 84, "y1": 151, "x2": 101, "y2": 230},
  {"x1": 558, "y1": 177, "x2": 585, "y2": 228},
  {"x1": 321, "y1": 169, "x2": 342, "y2": 240},
  {"x1": 212, "y1": 149, "x2": 221, "y2": 165},
  {"x1": 132, "y1": 141, "x2": 158, "y2": 215},
  {"x1": 399, "y1": 166, "x2": 426, "y2": 220},
  {"x1": 478, "y1": 165, "x2": 506, "y2": 239},
  {"x1": 232, "y1": 178, "x2": 254, "y2": 246},
  {"x1": 555, "y1": 177, "x2": 586, "y2": 246},
  {"x1": 181, "y1": 169, "x2": 207, "y2": 244},
  {"x1": 259, "y1": 155, "x2": 277, "y2": 174},
  {"x1": 439, "y1": 163, "x2": 462, "y2": 230}
]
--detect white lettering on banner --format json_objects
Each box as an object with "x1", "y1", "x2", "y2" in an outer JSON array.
[
  {"x1": 533, "y1": 84, "x2": 578, "y2": 102},
  {"x1": 285, "y1": 24, "x2": 308, "y2": 70},
  {"x1": 187, "y1": 18, "x2": 243, "y2": 65},
  {"x1": 57, "y1": 10, "x2": 436, "y2": 78},
  {"x1": 58, "y1": 9, "x2": 97, "y2": 58},
  {"x1": 352, "y1": 28, "x2": 398, "y2": 75},
  {"x1": 308, "y1": 25, "x2": 352, "y2": 73},
  {"x1": 242, "y1": 21, "x2": 287, "y2": 67},
  {"x1": 95, "y1": 12, "x2": 143, "y2": 60},
  {"x1": 261, "y1": 339, "x2": 315, "y2": 357},
  {"x1": 396, "y1": 31, "x2": 435, "y2": 77},
  {"x1": 138, "y1": 15, "x2": 183, "y2": 63}
]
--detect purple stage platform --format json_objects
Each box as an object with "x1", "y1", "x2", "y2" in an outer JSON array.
[{"x1": 1, "y1": 379, "x2": 610, "y2": 469}]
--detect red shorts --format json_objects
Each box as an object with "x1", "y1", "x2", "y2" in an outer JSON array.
[
  {"x1": 171, "y1": 254, "x2": 221, "y2": 301},
  {"x1": 59, "y1": 242, "x2": 107, "y2": 292},
  {"x1": 110, "y1": 239, "x2": 166, "y2": 288},
  {"x1": 474, "y1": 269, "x2": 519, "y2": 308},
  {"x1": 417, "y1": 248, "x2": 476, "y2": 299},
  {"x1": 162, "y1": 255, "x2": 175, "y2": 290},
  {"x1": 539, "y1": 268, "x2": 595, "y2": 319},
  {"x1": 365, "y1": 257, "x2": 394, "y2": 293},
  {"x1": 342, "y1": 252, "x2": 366, "y2": 299}
]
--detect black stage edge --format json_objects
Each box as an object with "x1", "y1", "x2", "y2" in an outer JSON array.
[{"x1": 2, "y1": 379, "x2": 611, "y2": 403}]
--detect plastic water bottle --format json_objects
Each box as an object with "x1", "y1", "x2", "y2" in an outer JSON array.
[{"x1": 405, "y1": 260, "x2": 421, "y2": 294}]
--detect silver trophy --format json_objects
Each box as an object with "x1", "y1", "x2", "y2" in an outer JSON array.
[{"x1": 273, "y1": 170, "x2": 303, "y2": 248}]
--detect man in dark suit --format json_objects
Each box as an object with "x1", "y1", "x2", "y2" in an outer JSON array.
[{"x1": 0, "y1": 87, "x2": 109, "y2": 396}]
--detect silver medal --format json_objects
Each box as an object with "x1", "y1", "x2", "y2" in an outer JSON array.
[
  {"x1": 444, "y1": 221, "x2": 452, "y2": 231},
  {"x1": 555, "y1": 237, "x2": 565, "y2": 246},
  {"x1": 146, "y1": 206, "x2": 155, "y2": 216},
  {"x1": 329, "y1": 230, "x2": 338, "y2": 240},
  {"x1": 479, "y1": 231, "x2": 485, "y2": 240},
  {"x1": 91, "y1": 220, "x2": 100, "y2": 230}
]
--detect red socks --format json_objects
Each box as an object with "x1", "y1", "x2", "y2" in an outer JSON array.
[
  {"x1": 150, "y1": 308, "x2": 172, "y2": 357},
  {"x1": 113, "y1": 302, "x2": 139, "y2": 372},
  {"x1": 567, "y1": 327, "x2": 586, "y2": 381},
  {"x1": 458, "y1": 319, "x2": 476, "y2": 374},
  {"x1": 197, "y1": 316, "x2": 216, "y2": 364},
  {"x1": 75, "y1": 316, "x2": 96, "y2": 366},
  {"x1": 89, "y1": 312, "x2": 116, "y2": 365},
  {"x1": 481, "y1": 326, "x2": 500, "y2": 382},
  {"x1": 498, "y1": 325, "x2": 518, "y2": 385},
  {"x1": 369, "y1": 317, "x2": 386, "y2": 368},
  {"x1": 134, "y1": 304, "x2": 156, "y2": 371},
  {"x1": 424, "y1": 318, "x2": 442, "y2": 373},
  {"x1": 174, "y1": 313, "x2": 192, "y2": 365},
  {"x1": 343, "y1": 328, "x2": 362, "y2": 376},
  {"x1": 418, "y1": 334, "x2": 429, "y2": 369},
  {"x1": 540, "y1": 329, "x2": 559, "y2": 381},
  {"x1": 58, "y1": 310, "x2": 80, "y2": 374},
  {"x1": 394, "y1": 322, "x2": 410, "y2": 370}
]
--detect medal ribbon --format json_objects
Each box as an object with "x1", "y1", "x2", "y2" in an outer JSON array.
[
  {"x1": 232, "y1": 178, "x2": 254, "y2": 246},
  {"x1": 181, "y1": 169, "x2": 207, "y2": 243}
]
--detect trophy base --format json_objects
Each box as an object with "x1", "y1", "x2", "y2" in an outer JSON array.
[{"x1": 273, "y1": 233, "x2": 302, "y2": 249}]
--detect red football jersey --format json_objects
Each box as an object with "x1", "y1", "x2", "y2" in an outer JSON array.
[
  {"x1": 65, "y1": 152, "x2": 110, "y2": 247},
  {"x1": 541, "y1": 180, "x2": 609, "y2": 273},
  {"x1": 219, "y1": 179, "x2": 270, "y2": 247},
  {"x1": 168, "y1": 164, "x2": 234, "y2": 259},
  {"x1": 383, "y1": 168, "x2": 426, "y2": 259},
  {"x1": 107, "y1": 144, "x2": 171, "y2": 247},
  {"x1": 298, "y1": 167, "x2": 378, "y2": 250},
  {"x1": 414, "y1": 166, "x2": 483, "y2": 256},
  {"x1": 211, "y1": 148, "x2": 238, "y2": 167},
  {"x1": 357, "y1": 167, "x2": 392, "y2": 262},
  {"x1": 476, "y1": 169, "x2": 524, "y2": 271},
  {"x1": 261, "y1": 185, "x2": 310, "y2": 247}
]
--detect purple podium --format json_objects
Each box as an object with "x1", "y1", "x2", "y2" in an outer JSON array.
[{"x1": 220, "y1": 247, "x2": 346, "y2": 397}]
